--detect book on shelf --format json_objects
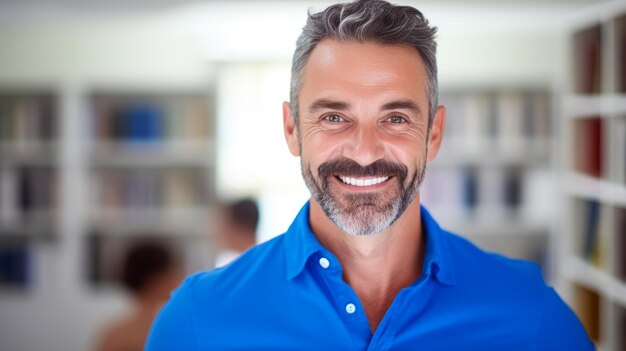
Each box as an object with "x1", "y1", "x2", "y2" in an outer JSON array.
[
  {"x1": 176, "y1": 98, "x2": 210, "y2": 141},
  {"x1": 462, "y1": 166, "x2": 479, "y2": 213},
  {"x1": 422, "y1": 165, "x2": 525, "y2": 220},
  {"x1": 0, "y1": 244, "x2": 30, "y2": 289},
  {"x1": 0, "y1": 168, "x2": 18, "y2": 224},
  {"x1": 503, "y1": 167, "x2": 523, "y2": 210},
  {"x1": 573, "y1": 283, "x2": 600, "y2": 343},
  {"x1": 94, "y1": 103, "x2": 165, "y2": 142},
  {"x1": 573, "y1": 117, "x2": 603, "y2": 178},
  {"x1": 163, "y1": 171, "x2": 196, "y2": 207},
  {"x1": 0, "y1": 95, "x2": 57, "y2": 147},
  {"x1": 92, "y1": 169, "x2": 204, "y2": 213},
  {"x1": 123, "y1": 104, "x2": 165, "y2": 141},
  {"x1": 617, "y1": 207, "x2": 626, "y2": 282},
  {"x1": 576, "y1": 199, "x2": 607, "y2": 269},
  {"x1": 574, "y1": 25, "x2": 602, "y2": 94},
  {"x1": 612, "y1": 116, "x2": 626, "y2": 185},
  {"x1": 617, "y1": 14, "x2": 626, "y2": 93},
  {"x1": 0, "y1": 167, "x2": 58, "y2": 225},
  {"x1": 86, "y1": 233, "x2": 103, "y2": 286},
  {"x1": 581, "y1": 200, "x2": 602, "y2": 265},
  {"x1": 92, "y1": 95, "x2": 210, "y2": 147},
  {"x1": 18, "y1": 167, "x2": 57, "y2": 216}
]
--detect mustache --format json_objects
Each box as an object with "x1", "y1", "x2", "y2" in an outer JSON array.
[{"x1": 318, "y1": 158, "x2": 408, "y2": 180}]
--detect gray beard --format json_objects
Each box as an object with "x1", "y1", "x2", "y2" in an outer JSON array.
[{"x1": 301, "y1": 159, "x2": 426, "y2": 236}]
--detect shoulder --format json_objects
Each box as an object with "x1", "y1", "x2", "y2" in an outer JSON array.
[
  {"x1": 441, "y1": 230, "x2": 593, "y2": 349},
  {"x1": 185, "y1": 232, "x2": 288, "y2": 295},
  {"x1": 442, "y1": 229, "x2": 545, "y2": 289},
  {"x1": 160, "y1": 232, "x2": 291, "y2": 320},
  {"x1": 441, "y1": 230, "x2": 546, "y2": 323}
]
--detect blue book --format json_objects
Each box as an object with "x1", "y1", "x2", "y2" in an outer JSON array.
[
  {"x1": 123, "y1": 104, "x2": 164, "y2": 141},
  {"x1": 582, "y1": 200, "x2": 600, "y2": 262},
  {"x1": 0, "y1": 245, "x2": 30, "y2": 289},
  {"x1": 462, "y1": 167, "x2": 478, "y2": 211}
]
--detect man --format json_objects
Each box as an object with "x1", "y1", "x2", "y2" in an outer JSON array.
[
  {"x1": 147, "y1": 1, "x2": 593, "y2": 349},
  {"x1": 213, "y1": 198, "x2": 259, "y2": 267}
]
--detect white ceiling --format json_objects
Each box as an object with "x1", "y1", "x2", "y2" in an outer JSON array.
[
  {"x1": 0, "y1": 0, "x2": 613, "y2": 8},
  {"x1": 0, "y1": 0, "x2": 618, "y2": 30},
  {"x1": 0, "y1": 0, "x2": 620, "y2": 64},
  {"x1": 0, "y1": 0, "x2": 616, "y2": 18}
]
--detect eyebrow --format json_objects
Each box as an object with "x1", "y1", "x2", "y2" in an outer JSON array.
[
  {"x1": 381, "y1": 100, "x2": 423, "y2": 116},
  {"x1": 308, "y1": 98, "x2": 423, "y2": 116},
  {"x1": 308, "y1": 99, "x2": 350, "y2": 114}
]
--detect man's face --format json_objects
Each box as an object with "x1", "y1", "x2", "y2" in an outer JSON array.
[{"x1": 284, "y1": 39, "x2": 442, "y2": 235}]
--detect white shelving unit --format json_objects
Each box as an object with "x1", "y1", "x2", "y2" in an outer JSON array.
[
  {"x1": 0, "y1": 84, "x2": 218, "y2": 351},
  {"x1": 559, "y1": 2, "x2": 626, "y2": 350},
  {"x1": 0, "y1": 90, "x2": 60, "y2": 282}
]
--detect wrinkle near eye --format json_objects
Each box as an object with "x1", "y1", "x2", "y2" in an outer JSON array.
[
  {"x1": 385, "y1": 116, "x2": 428, "y2": 143},
  {"x1": 300, "y1": 118, "x2": 332, "y2": 139}
]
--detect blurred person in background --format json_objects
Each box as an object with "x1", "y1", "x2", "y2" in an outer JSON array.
[
  {"x1": 214, "y1": 198, "x2": 259, "y2": 267},
  {"x1": 147, "y1": 0, "x2": 593, "y2": 349},
  {"x1": 94, "y1": 242, "x2": 182, "y2": 351}
]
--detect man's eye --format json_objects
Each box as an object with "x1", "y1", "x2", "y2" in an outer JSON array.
[
  {"x1": 388, "y1": 116, "x2": 407, "y2": 123},
  {"x1": 324, "y1": 114, "x2": 344, "y2": 123}
]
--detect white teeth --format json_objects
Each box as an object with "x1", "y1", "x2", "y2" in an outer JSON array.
[{"x1": 338, "y1": 176, "x2": 389, "y2": 187}]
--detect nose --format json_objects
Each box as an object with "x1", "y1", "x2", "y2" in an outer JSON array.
[{"x1": 342, "y1": 123, "x2": 385, "y2": 166}]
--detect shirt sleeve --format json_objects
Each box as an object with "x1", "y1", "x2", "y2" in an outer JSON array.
[
  {"x1": 145, "y1": 281, "x2": 198, "y2": 351},
  {"x1": 536, "y1": 287, "x2": 595, "y2": 351}
]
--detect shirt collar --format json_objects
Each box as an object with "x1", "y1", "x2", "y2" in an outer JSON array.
[
  {"x1": 420, "y1": 204, "x2": 456, "y2": 286},
  {"x1": 284, "y1": 201, "x2": 324, "y2": 280},
  {"x1": 284, "y1": 201, "x2": 456, "y2": 286}
]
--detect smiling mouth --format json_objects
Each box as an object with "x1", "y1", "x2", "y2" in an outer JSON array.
[{"x1": 337, "y1": 175, "x2": 390, "y2": 187}]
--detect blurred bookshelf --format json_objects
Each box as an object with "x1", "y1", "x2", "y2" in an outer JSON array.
[
  {"x1": 86, "y1": 92, "x2": 216, "y2": 287},
  {"x1": 0, "y1": 91, "x2": 59, "y2": 291},
  {"x1": 560, "y1": 3, "x2": 626, "y2": 351},
  {"x1": 421, "y1": 87, "x2": 555, "y2": 280}
]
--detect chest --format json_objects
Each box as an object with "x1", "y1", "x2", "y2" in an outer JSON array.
[{"x1": 193, "y1": 276, "x2": 539, "y2": 351}]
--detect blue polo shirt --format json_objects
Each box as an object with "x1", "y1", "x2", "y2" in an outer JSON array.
[{"x1": 146, "y1": 202, "x2": 593, "y2": 350}]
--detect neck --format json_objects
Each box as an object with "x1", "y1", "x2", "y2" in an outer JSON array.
[
  {"x1": 309, "y1": 196, "x2": 425, "y2": 332},
  {"x1": 232, "y1": 236, "x2": 255, "y2": 252},
  {"x1": 135, "y1": 290, "x2": 167, "y2": 314}
]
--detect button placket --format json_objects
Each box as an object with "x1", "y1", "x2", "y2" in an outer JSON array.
[{"x1": 311, "y1": 252, "x2": 371, "y2": 346}]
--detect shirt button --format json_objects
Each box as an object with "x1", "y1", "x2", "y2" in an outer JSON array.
[
  {"x1": 345, "y1": 303, "x2": 356, "y2": 314},
  {"x1": 319, "y1": 257, "x2": 330, "y2": 269}
]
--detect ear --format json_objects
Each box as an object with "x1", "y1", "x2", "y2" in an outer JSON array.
[
  {"x1": 283, "y1": 101, "x2": 301, "y2": 156},
  {"x1": 426, "y1": 105, "x2": 446, "y2": 163}
]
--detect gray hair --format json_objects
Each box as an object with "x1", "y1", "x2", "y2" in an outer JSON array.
[{"x1": 290, "y1": 0, "x2": 438, "y2": 129}]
